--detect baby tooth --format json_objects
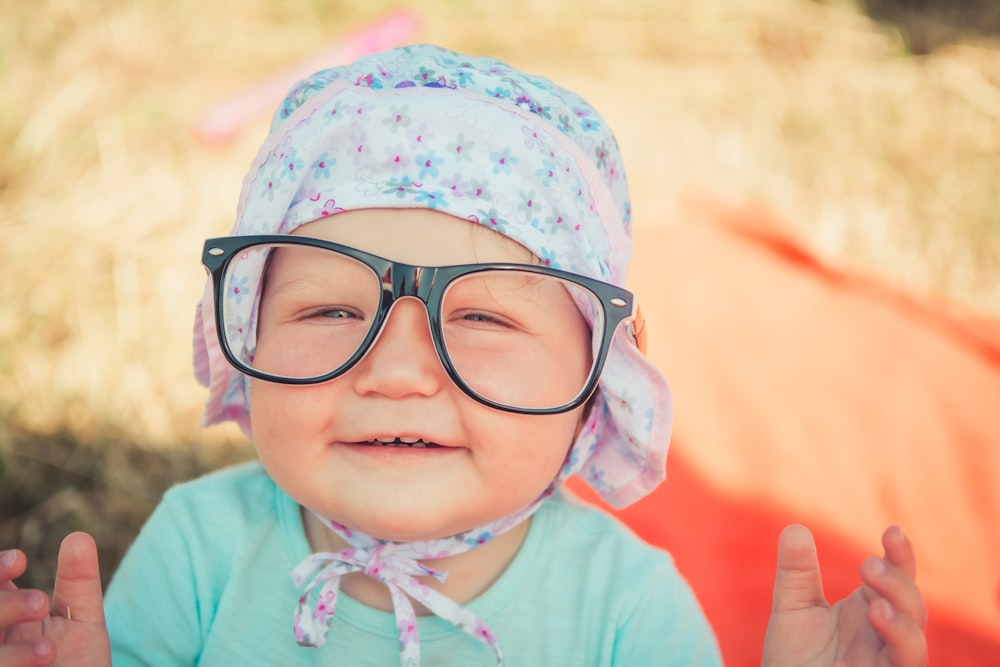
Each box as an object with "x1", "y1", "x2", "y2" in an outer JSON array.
[{"x1": 367, "y1": 437, "x2": 433, "y2": 448}]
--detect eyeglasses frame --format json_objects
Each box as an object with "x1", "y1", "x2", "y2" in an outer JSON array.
[{"x1": 202, "y1": 235, "x2": 641, "y2": 415}]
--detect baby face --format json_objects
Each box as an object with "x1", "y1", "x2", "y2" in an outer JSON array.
[{"x1": 248, "y1": 208, "x2": 591, "y2": 542}]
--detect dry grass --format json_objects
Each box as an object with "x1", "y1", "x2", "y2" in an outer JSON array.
[{"x1": 1, "y1": 0, "x2": 998, "y2": 588}]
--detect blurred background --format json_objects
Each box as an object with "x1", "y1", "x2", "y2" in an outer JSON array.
[{"x1": 1, "y1": 0, "x2": 998, "y2": 662}]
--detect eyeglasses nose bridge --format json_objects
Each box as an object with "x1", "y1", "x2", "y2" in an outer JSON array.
[
  {"x1": 375, "y1": 263, "x2": 444, "y2": 350},
  {"x1": 383, "y1": 263, "x2": 438, "y2": 303}
]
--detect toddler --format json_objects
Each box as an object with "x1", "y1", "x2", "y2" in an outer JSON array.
[{"x1": 0, "y1": 44, "x2": 925, "y2": 666}]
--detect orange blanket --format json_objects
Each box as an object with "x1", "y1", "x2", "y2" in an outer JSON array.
[{"x1": 570, "y1": 191, "x2": 1000, "y2": 667}]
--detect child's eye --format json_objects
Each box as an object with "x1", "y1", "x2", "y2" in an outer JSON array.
[
  {"x1": 301, "y1": 306, "x2": 365, "y2": 321},
  {"x1": 451, "y1": 309, "x2": 516, "y2": 329},
  {"x1": 322, "y1": 309, "x2": 358, "y2": 319}
]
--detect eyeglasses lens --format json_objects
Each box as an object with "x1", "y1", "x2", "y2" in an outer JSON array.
[{"x1": 220, "y1": 244, "x2": 603, "y2": 410}]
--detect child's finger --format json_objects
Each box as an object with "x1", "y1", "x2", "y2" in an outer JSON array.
[
  {"x1": 0, "y1": 589, "x2": 50, "y2": 627},
  {"x1": 859, "y1": 527, "x2": 918, "y2": 609},
  {"x1": 0, "y1": 638, "x2": 55, "y2": 667},
  {"x1": 870, "y1": 526, "x2": 924, "y2": 630},
  {"x1": 881, "y1": 526, "x2": 916, "y2": 581},
  {"x1": 50, "y1": 533, "x2": 105, "y2": 626},
  {"x1": 1, "y1": 550, "x2": 47, "y2": 645},
  {"x1": 771, "y1": 524, "x2": 829, "y2": 612},
  {"x1": 869, "y1": 598, "x2": 928, "y2": 666},
  {"x1": 1, "y1": 549, "x2": 28, "y2": 587},
  {"x1": 860, "y1": 556, "x2": 927, "y2": 630}
]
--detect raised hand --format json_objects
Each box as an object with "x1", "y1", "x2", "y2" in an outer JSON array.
[
  {"x1": 762, "y1": 524, "x2": 927, "y2": 667},
  {"x1": 0, "y1": 533, "x2": 111, "y2": 667}
]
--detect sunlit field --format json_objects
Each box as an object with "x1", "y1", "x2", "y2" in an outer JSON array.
[{"x1": 2, "y1": 0, "x2": 998, "y2": 589}]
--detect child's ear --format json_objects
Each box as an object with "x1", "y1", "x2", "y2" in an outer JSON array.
[{"x1": 632, "y1": 303, "x2": 648, "y2": 355}]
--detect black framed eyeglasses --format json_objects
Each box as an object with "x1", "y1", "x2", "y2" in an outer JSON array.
[{"x1": 202, "y1": 235, "x2": 642, "y2": 414}]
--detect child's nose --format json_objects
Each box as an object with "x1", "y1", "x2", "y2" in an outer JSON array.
[{"x1": 349, "y1": 297, "x2": 445, "y2": 399}]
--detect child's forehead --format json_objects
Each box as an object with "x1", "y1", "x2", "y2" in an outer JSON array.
[{"x1": 287, "y1": 208, "x2": 538, "y2": 266}]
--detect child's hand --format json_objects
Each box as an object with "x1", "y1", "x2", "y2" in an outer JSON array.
[
  {"x1": 0, "y1": 533, "x2": 111, "y2": 667},
  {"x1": 762, "y1": 524, "x2": 927, "y2": 667}
]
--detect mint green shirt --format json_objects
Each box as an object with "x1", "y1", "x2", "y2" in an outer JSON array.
[{"x1": 105, "y1": 462, "x2": 721, "y2": 665}]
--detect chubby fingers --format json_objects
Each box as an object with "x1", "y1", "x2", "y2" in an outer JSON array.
[
  {"x1": 868, "y1": 596, "x2": 928, "y2": 666},
  {"x1": 1, "y1": 549, "x2": 28, "y2": 588},
  {"x1": 1, "y1": 548, "x2": 45, "y2": 629},
  {"x1": 0, "y1": 588, "x2": 51, "y2": 628},
  {"x1": 771, "y1": 524, "x2": 828, "y2": 612},
  {"x1": 0, "y1": 638, "x2": 56, "y2": 667},
  {"x1": 861, "y1": 527, "x2": 928, "y2": 666},
  {"x1": 51, "y1": 533, "x2": 105, "y2": 626},
  {"x1": 881, "y1": 525, "x2": 916, "y2": 580},
  {"x1": 0, "y1": 550, "x2": 54, "y2": 665},
  {"x1": 861, "y1": 527, "x2": 926, "y2": 627},
  {"x1": 861, "y1": 555, "x2": 927, "y2": 626}
]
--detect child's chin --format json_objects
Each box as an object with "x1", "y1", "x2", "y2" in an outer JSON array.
[
  {"x1": 359, "y1": 520, "x2": 476, "y2": 544},
  {"x1": 341, "y1": 509, "x2": 495, "y2": 544}
]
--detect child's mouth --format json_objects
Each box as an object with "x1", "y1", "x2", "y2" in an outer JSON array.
[{"x1": 359, "y1": 438, "x2": 444, "y2": 449}]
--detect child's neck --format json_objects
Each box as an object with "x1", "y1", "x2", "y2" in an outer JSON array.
[{"x1": 301, "y1": 507, "x2": 531, "y2": 615}]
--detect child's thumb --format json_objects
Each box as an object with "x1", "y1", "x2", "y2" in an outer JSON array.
[
  {"x1": 51, "y1": 532, "x2": 105, "y2": 625},
  {"x1": 771, "y1": 524, "x2": 828, "y2": 613}
]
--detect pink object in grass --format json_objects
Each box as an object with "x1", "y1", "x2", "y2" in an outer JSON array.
[{"x1": 192, "y1": 9, "x2": 421, "y2": 146}]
